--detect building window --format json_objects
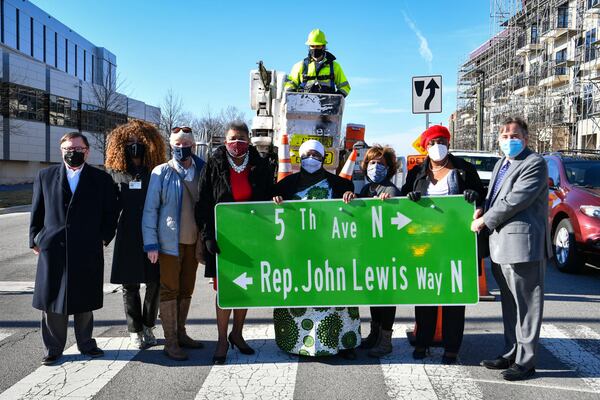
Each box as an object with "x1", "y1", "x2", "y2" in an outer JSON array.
[
  {"x1": 586, "y1": 29, "x2": 597, "y2": 62},
  {"x1": 6, "y1": 84, "x2": 46, "y2": 122},
  {"x1": 557, "y1": 5, "x2": 568, "y2": 29},
  {"x1": 15, "y1": 8, "x2": 19, "y2": 50},
  {"x1": 555, "y1": 48, "x2": 568, "y2": 75},
  {"x1": 81, "y1": 103, "x2": 102, "y2": 132},
  {"x1": 54, "y1": 31, "x2": 58, "y2": 68},
  {"x1": 588, "y1": 0, "x2": 600, "y2": 10},
  {"x1": 83, "y1": 50, "x2": 87, "y2": 81},
  {"x1": 42, "y1": 25, "x2": 46, "y2": 63},
  {"x1": 74, "y1": 44, "x2": 78, "y2": 77},
  {"x1": 29, "y1": 17, "x2": 33, "y2": 57},
  {"x1": 49, "y1": 95, "x2": 80, "y2": 128},
  {"x1": 531, "y1": 24, "x2": 538, "y2": 44},
  {"x1": 4, "y1": 2, "x2": 17, "y2": 48}
]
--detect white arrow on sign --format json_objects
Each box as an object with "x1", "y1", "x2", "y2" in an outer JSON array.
[
  {"x1": 233, "y1": 272, "x2": 253, "y2": 290},
  {"x1": 390, "y1": 212, "x2": 412, "y2": 231}
]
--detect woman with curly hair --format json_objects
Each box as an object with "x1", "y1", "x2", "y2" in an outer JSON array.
[{"x1": 105, "y1": 119, "x2": 166, "y2": 349}]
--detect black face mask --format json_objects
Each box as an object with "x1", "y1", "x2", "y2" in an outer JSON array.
[
  {"x1": 125, "y1": 143, "x2": 145, "y2": 159},
  {"x1": 64, "y1": 151, "x2": 85, "y2": 168},
  {"x1": 310, "y1": 48, "x2": 325, "y2": 59},
  {"x1": 172, "y1": 146, "x2": 192, "y2": 162}
]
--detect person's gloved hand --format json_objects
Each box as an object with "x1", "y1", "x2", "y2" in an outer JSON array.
[
  {"x1": 205, "y1": 239, "x2": 221, "y2": 255},
  {"x1": 407, "y1": 191, "x2": 421, "y2": 202},
  {"x1": 464, "y1": 189, "x2": 479, "y2": 204}
]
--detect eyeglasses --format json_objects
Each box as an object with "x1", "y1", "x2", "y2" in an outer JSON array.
[
  {"x1": 171, "y1": 126, "x2": 192, "y2": 133},
  {"x1": 300, "y1": 154, "x2": 324, "y2": 162},
  {"x1": 61, "y1": 146, "x2": 88, "y2": 152}
]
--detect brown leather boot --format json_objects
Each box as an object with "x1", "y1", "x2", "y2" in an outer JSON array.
[
  {"x1": 159, "y1": 300, "x2": 188, "y2": 360},
  {"x1": 177, "y1": 298, "x2": 203, "y2": 349}
]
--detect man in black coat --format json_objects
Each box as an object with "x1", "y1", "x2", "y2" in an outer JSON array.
[{"x1": 29, "y1": 132, "x2": 118, "y2": 366}]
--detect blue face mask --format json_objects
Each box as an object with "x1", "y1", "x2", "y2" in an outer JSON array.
[
  {"x1": 499, "y1": 138, "x2": 524, "y2": 158},
  {"x1": 367, "y1": 163, "x2": 388, "y2": 183}
]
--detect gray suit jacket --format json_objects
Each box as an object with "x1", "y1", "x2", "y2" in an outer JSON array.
[{"x1": 483, "y1": 147, "x2": 552, "y2": 264}]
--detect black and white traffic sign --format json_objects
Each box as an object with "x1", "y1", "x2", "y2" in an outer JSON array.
[{"x1": 412, "y1": 75, "x2": 442, "y2": 114}]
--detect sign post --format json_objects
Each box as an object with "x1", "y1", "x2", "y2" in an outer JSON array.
[{"x1": 215, "y1": 197, "x2": 479, "y2": 309}]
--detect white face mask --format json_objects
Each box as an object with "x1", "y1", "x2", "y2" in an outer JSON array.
[
  {"x1": 428, "y1": 144, "x2": 448, "y2": 162},
  {"x1": 301, "y1": 157, "x2": 322, "y2": 174}
]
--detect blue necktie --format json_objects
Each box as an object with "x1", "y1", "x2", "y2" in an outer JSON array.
[{"x1": 490, "y1": 161, "x2": 511, "y2": 204}]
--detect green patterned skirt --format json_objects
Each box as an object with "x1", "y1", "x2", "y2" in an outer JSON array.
[{"x1": 274, "y1": 307, "x2": 361, "y2": 356}]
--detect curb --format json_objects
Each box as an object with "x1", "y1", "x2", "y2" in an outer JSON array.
[{"x1": 0, "y1": 204, "x2": 32, "y2": 215}]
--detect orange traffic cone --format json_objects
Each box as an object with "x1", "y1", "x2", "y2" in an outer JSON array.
[
  {"x1": 277, "y1": 134, "x2": 292, "y2": 182},
  {"x1": 479, "y1": 258, "x2": 495, "y2": 301},
  {"x1": 339, "y1": 149, "x2": 357, "y2": 180}
]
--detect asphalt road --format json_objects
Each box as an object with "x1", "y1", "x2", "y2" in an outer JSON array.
[{"x1": 0, "y1": 211, "x2": 599, "y2": 400}]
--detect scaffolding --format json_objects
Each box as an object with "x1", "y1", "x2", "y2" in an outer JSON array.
[{"x1": 455, "y1": 0, "x2": 599, "y2": 152}]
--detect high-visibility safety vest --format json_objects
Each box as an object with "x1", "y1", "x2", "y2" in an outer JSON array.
[{"x1": 284, "y1": 51, "x2": 351, "y2": 97}]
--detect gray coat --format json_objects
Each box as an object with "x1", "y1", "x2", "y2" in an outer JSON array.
[
  {"x1": 483, "y1": 147, "x2": 552, "y2": 264},
  {"x1": 142, "y1": 155, "x2": 204, "y2": 257}
]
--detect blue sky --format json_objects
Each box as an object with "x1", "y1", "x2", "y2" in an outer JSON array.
[{"x1": 31, "y1": 0, "x2": 491, "y2": 157}]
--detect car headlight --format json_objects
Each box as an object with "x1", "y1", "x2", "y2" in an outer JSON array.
[{"x1": 580, "y1": 206, "x2": 600, "y2": 218}]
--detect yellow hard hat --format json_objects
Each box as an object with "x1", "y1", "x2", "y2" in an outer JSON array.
[{"x1": 305, "y1": 29, "x2": 328, "y2": 46}]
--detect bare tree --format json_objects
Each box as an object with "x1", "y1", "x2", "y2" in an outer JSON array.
[
  {"x1": 159, "y1": 89, "x2": 185, "y2": 142},
  {"x1": 193, "y1": 106, "x2": 250, "y2": 149},
  {"x1": 85, "y1": 72, "x2": 128, "y2": 157}
]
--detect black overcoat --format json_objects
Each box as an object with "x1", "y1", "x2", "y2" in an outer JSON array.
[
  {"x1": 196, "y1": 146, "x2": 275, "y2": 278},
  {"x1": 109, "y1": 169, "x2": 159, "y2": 284},
  {"x1": 29, "y1": 164, "x2": 118, "y2": 314}
]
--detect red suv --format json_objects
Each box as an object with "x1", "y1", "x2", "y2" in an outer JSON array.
[{"x1": 544, "y1": 150, "x2": 600, "y2": 273}]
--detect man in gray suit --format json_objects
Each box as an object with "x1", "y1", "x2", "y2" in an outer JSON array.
[{"x1": 471, "y1": 117, "x2": 551, "y2": 381}]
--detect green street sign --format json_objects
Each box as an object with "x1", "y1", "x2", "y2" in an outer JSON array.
[{"x1": 215, "y1": 196, "x2": 479, "y2": 309}]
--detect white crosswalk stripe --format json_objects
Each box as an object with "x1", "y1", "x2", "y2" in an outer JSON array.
[
  {"x1": 195, "y1": 323, "x2": 298, "y2": 400},
  {"x1": 380, "y1": 323, "x2": 484, "y2": 400},
  {"x1": 0, "y1": 330, "x2": 13, "y2": 342},
  {"x1": 0, "y1": 281, "x2": 122, "y2": 294},
  {"x1": 0, "y1": 337, "x2": 140, "y2": 400},
  {"x1": 0, "y1": 323, "x2": 599, "y2": 399},
  {"x1": 540, "y1": 323, "x2": 600, "y2": 393}
]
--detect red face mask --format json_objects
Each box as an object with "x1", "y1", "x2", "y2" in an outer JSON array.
[{"x1": 226, "y1": 140, "x2": 249, "y2": 158}]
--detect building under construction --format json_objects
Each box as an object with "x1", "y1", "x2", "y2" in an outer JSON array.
[{"x1": 454, "y1": 0, "x2": 600, "y2": 152}]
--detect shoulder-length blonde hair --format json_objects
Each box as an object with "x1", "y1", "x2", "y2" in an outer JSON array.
[{"x1": 105, "y1": 119, "x2": 167, "y2": 172}]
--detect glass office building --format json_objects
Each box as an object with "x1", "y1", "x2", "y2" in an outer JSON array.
[{"x1": 0, "y1": 0, "x2": 160, "y2": 184}]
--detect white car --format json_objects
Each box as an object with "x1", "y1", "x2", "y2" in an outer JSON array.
[{"x1": 451, "y1": 150, "x2": 501, "y2": 190}]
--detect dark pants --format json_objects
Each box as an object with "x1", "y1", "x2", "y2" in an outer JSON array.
[
  {"x1": 158, "y1": 244, "x2": 198, "y2": 302},
  {"x1": 41, "y1": 311, "x2": 96, "y2": 356},
  {"x1": 369, "y1": 306, "x2": 397, "y2": 330},
  {"x1": 122, "y1": 282, "x2": 160, "y2": 333},
  {"x1": 415, "y1": 305, "x2": 465, "y2": 353}
]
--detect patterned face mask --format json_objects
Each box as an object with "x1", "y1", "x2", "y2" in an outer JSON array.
[
  {"x1": 367, "y1": 163, "x2": 388, "y2": 183},
  {"x1": 225, "y1": 140, "x2": 249, "y2": 158}
]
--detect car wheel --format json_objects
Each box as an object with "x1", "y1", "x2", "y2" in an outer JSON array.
[{"x1": 553, "y1": 218, "x2": 582, "y2": 273}]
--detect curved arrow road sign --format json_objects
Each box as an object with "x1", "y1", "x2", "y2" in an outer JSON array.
[{"x1": 412, "y1": 75, "x2": 442, "y2": 114}]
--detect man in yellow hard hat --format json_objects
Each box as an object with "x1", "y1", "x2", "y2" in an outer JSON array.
[{"x1": 284, "y1": 29, "x2": 351, "y2": 97}]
